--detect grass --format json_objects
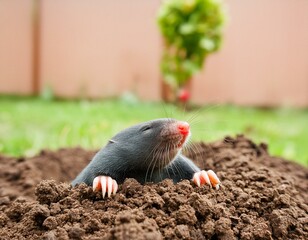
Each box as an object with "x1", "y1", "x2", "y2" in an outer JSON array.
[{"x1": 0, "y1": 96, "x2": 307, "y2": 166}]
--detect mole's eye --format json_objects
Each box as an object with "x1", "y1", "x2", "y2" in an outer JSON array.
[{"x1": 141, "y1": 125, "x2": 151, "y2": 132}]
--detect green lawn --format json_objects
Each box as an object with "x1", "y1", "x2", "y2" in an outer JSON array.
[{"x1": 0, "y1": 96, "x2": 307, "y2": 166}]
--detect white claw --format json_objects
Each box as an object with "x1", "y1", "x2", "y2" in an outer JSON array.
[
  {"x1": 207, "y1": 170, "x2": 220, "y2": 183},
  {"x1": 207, "y1": 169, "x2": 221, "y2": 190},
  {"x1": 201, "y1": 170, "x2": 211, "y2": 187},
  {"x1": 193, "y1": 172, "x2": 201, "y2": 187},
  {"x1": 92, "y1": 175, "x2": 118, "y2": 198},
  {"x1": 93, "y1": 176, "x2": 100, "y2": 192},
  {"x1": 107, "y1": 177, "x2": 113, "y2": 197},
  {"x1": 101, "y1": 176, "x2": 107, "y2": 198},
  {"x1": 193, "y1": 169, "x2": 221, "y2": 190},
  {"x1": 112, "y1": 180, "x2": 118, "y2": 195}
]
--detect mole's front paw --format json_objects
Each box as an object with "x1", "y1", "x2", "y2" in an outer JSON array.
[
  {"x1": 93, "y1": 176, "x2": 118, "y2": 198},
  {"x1": 192, "y1": 170, "x2": 221, "y2": 190}
]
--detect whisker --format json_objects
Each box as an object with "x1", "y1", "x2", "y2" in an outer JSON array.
[
  {"x1": 144, "y1": 143, "x2": 161, "y2": 182},
  {"x1": 162, "y1": 101, "x2": 170, "y2": 119},
  {"x1": 172, "y1": 144, "x2": 185, "y2": 180},
  {"x1": 186, "y1": 140, "x2": 199, "y2": 158},
  {"x1": 149, "y1": 145, "x2": 163, "y2": 182},
  {"x1": 165, "y1": 143, "x2": 173, "y2": 180},
  {"x1": 186, "y1": 103, "x2": 223, "y2": 126}
]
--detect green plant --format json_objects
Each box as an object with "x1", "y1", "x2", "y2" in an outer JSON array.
[{"x1": 157, "y1": 0, "x2": 225, "y2": 91}]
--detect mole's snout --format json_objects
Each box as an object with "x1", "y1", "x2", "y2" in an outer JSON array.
[
  {"x1": 160, "y1": 120, "x2": 190, "y2": 149},
  {"x1": 177, "y1": 122, "x2": 190, "y2": 135}
]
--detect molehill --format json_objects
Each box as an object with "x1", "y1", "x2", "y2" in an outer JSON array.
[{"x1": 0, "y1": 135, "x2": 307, "y2": 239}]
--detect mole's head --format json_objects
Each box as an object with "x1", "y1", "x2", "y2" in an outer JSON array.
[{"x1": 107, "y1": 118, "x2": 191, "y2": 171}]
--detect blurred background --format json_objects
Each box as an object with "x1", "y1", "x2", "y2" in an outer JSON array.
[{"x1": 0, "y1": 0, "x2": 307, "y2": 165}]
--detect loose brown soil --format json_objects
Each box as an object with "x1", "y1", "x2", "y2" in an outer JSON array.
[{"x1": 0, "y1": 135, "x2": 307, "y2": 239}]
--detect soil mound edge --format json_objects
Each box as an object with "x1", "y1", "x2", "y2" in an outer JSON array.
[{"x1": 0, "y1": 135, "x2": 307, "y2": 239}]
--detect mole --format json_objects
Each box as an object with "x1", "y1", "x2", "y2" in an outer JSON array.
[{"x1": 72, "y1": 118, "x2": 220, "y2": 198}]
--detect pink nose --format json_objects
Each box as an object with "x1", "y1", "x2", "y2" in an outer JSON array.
[{"x1": 178, "y1": 122, "x2": 190, "y2": 135}]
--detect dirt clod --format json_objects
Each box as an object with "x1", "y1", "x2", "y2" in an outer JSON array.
[{"x1": 0, "y1": 135, "x2": 307, "y2": 239}]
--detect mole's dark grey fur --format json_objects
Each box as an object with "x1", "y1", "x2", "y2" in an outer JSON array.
[{"x1": 72, "y1": 118, "x2": 200, "y2": 186}]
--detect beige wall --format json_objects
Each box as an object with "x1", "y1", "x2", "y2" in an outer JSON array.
[
  {"x1": 40, "y1": 0, "x2": 162, "y2": 100},
  {"x1": 0, "y1": 0, "x2": 308, "y2": 106},
  {"x1": 0, "y1": 0, "x2": 33, "y2": 94},
  {"x1": 193, "y1": 0, "x2": 308, "y2": 106}
]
